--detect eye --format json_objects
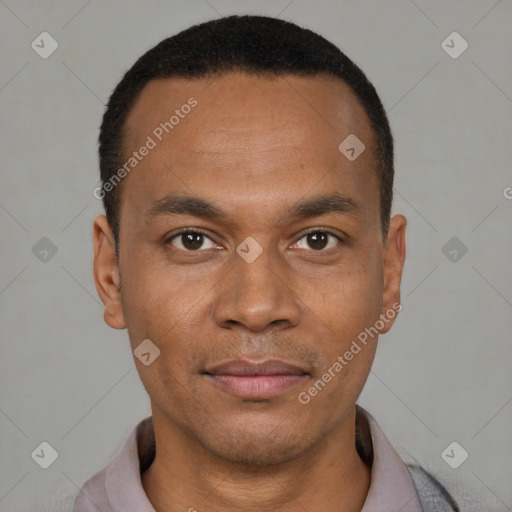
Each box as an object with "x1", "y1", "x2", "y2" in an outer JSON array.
[
  {"x1": 293, "y1": 230, "x2": 342, "y2": 251},
  {"x1": 167, "y1": 230, "x2": 218, "y2": 251}
]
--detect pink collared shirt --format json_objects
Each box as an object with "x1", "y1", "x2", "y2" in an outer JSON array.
[{"x1": 74, "y1": 407, "x2": 422, "y2": 512}]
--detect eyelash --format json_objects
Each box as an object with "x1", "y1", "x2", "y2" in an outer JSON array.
[{"x1": 165, "y1": 228, "x2": 345, "y2": 252}]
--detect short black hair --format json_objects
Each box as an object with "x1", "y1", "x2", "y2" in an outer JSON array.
[{"x1": 99, "y1": 15, "x2": 393, "y2": 247}]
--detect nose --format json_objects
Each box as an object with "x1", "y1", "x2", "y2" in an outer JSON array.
[{"x1": 213, "y1": 242, "x2": 301, "y2": 333}]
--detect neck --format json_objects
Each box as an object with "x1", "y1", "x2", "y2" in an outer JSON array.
[{"x1": 141, "y1": 406, "x2": 371, "y2": 512}]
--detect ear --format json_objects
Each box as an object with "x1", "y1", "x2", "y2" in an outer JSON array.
[
  {"x1": 93, "y1": 215, "x2": 126, "y2": 329},
  {"x1": 379, "y1": 214, "x2": 406, "y2": 334}
]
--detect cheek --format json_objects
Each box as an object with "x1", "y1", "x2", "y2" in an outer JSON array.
[
  {"x1": 310, "y1": 253, "x2": 384, "y2": 342},
  {"x1": 117, "y1": 210, "x2": 195, "y2": 338},
  {"x1": 303, "y1": 276, "x2": 381, "y2": 422},
  {"x1": 300, "y1": 252, "x2": 383, "y2": 403},
  {"x1": 119, "y1": 257, "x2": 216, "y2": 393},
  {"x1": 120, "y1": 254, "x2": 207, "y2": 336},
  {"x1": 119, "y1": 262, "x2": 209, "y2": 418}
]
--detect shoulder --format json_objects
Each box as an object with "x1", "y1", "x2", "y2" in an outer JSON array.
[
  {"x1": 73, "y1": 466, "x2": 111, "y2": 512},
  {"x1": 406, "y1": 464, "x2": 460, "y2": 512}
]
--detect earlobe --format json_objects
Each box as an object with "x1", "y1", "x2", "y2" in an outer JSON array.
[
  {"x1": 104, "y1": 308, "x2": 125, "y2": 330},
  {"x1": 93, "y1": 215, "x2": 126, "y2": 330},
  {"x1": 379, "y1": 214, "x2": 407, "y2": 334}
]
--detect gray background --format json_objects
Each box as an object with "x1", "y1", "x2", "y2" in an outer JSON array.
[{"x1": 1, "y1": 0, "x2": 511, "y2": 510}]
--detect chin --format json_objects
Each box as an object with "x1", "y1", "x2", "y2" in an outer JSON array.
[
  {"x1": 197, "y1": 421, "x2": 315, "y2": 467},
  {"x1": 209, "y1": 438, "x2": 305, "y2": 467}
]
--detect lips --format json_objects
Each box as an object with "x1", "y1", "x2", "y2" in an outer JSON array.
[{"x1": 203, "y1": 359, "x2": 309, "y2": 400}]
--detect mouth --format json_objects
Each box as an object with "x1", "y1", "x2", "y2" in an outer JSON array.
[{"x1": 202, "y1": 359, "x2": 310, "y2": 400}]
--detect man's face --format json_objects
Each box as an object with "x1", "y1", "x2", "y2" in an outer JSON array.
[{"x1": 94, "y1": 72, "x2": 405, "y2": 465}]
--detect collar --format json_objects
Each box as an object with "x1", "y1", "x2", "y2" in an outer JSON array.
[{"x1": 74, "y1": 406, "x2": 422, "y2": 512}]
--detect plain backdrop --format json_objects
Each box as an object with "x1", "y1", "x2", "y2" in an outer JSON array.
[{"x1": 1, "y1": 1, "x2": 511, "y2": 510}]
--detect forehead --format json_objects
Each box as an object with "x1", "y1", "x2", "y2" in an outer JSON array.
[
  {"x1": 124, "y1": 72, "x2": 374, "y2": 154},
  {"x1": 119, "y1": 72, "x2": 379, "y2": 228}
]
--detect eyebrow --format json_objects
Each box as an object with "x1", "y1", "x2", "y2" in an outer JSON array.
[
  {"x1": 287, "y1": 192, "x2": 362, "y2": 219},
  {"x1": 144, "y1": 192, "x2": 362, "y2": 224},
  {"x1": 145, "y1": 194, "x2": 228, "y2": 223}
]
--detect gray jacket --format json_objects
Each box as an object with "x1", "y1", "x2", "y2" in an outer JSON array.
[{"x1": 408, "y1": 465, "x2": 459, "y2": 511}]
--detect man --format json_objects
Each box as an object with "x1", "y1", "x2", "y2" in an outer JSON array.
[{"x1": 76, "y1": 15, "x2": 458, "y2": 512}]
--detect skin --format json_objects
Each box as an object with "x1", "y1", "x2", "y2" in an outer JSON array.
[{"x1": 93, "y1": 72, "x2": 406, "y2": 512}]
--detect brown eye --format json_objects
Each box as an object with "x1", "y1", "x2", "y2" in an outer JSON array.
[
  {"x1": 306, "y1": 232, "x2": 328, "y2": 250},
  {"x1": 294, "y1": 230, "x2": 341, "y2": 251},
  {"x1": 168, "y1": 231, "x2": 216, "y2": 251}
]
